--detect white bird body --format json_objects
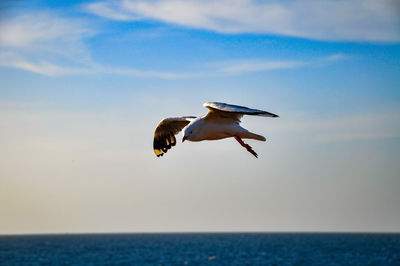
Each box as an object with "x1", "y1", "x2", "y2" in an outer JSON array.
[
  {"x1": 184, "y1": 117, "x2": 265, "y2": 142},
  {"x1": 153, "y1": 102, "x2": 278, "y2": 158}
]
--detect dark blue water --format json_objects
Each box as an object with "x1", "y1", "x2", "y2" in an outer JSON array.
[{"x1": 0, "y1": 233, "x2": 399, "y2": 265}]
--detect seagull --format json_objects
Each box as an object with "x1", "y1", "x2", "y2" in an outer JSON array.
[{"x1": 153, "y1": 102, "x2": 279, "y2": 158}]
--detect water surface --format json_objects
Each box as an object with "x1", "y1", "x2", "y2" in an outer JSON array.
[{"x1": 0, "y1": 233, "x2": 399, "y2": 265}]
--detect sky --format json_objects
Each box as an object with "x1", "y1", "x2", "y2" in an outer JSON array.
[{"x1": 0, "y1": 0, "x2": 399, "y2": 234}]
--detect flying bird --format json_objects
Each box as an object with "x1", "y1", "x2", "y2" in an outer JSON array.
[{"x1": 153, "y1": 102, "x2": 279, "y2": 158}]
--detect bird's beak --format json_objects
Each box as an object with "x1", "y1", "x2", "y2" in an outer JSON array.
[{"x1": 182, "y1": 136, "x2": 187, "y2": 143}]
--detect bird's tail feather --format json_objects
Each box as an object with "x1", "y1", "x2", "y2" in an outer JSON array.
[{"x1": 241, "y1": 131, "x2": 266, "y2": 141}]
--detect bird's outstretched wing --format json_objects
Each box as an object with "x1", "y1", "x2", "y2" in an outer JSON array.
[
  {"x1": 153, "y1": 116, "x2": 196, "y2": 157},
  {"x1": 203, "y1": 102, "x2": 279, "y2": 121}
]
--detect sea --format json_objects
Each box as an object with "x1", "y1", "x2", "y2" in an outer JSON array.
[{"x1": 0, "y1": 233, "x2": 399, "y2": 265}]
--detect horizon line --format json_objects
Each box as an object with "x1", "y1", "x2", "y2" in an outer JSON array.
[{"x1": 1, "y1": 231, "x2": 399, "y2": 236}]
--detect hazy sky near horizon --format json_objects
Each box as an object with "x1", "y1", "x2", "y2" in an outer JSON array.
[{"x1": 0, "y1": 0, "x2": 400, "y2": 234}]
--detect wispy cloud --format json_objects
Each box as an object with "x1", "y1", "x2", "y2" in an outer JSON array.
[
  {"x1": 213, "y1": 53, "x2": 348, "y2": 74},
  {"x1": 314, "y1": 112, "x2": 400, "y2": 142},
  {"x1": 0, "y1": 10, "x2": 349, "y2": 78},
  {"x1": 0, "y1": 13, "x2": 92, "y2": 49},
  {"x1": 265, "y1": 111, "x2": 400, "y2": 142},
  {"x1": 86, "y1": 0, "x2": 400, "y2": 42},
  {"x1": 0, "y1": 52, "x2": 93, "y2": 76},
  {"x1": 320, "y1": 53, "x2": 350, "y2": 63},
  {"x1": 0, "y1": 51, "x2": 192, "y2": 78},
  {"x1": 218, "y1": 60, "x2": 305, "y2": 74},
  {"x1": 0, "y1": 50, "x2": 346, "y2": 77},
  {"x1": 0, "y1": 12, "x2": 94, "y2": 67},
  {"x1": 0, "y1": 12, "x2": 95, "y2": 75},
  {"x1": 84, "y1": 1, "x2": 140, "y2": 21},
  {"x1": 94, "y1": 65, "x2": 193, "y2": 79},
  {"x1": 0, "y1": 11, "x2": 189, "y2": 78}
]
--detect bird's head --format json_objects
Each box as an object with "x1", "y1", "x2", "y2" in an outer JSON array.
[{"x1": 182, "y1": 123, "x2": 196, "y2": 142}]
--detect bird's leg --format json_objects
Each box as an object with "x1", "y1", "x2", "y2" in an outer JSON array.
[{"x1": 234, "y1": 136, "x2": 258, "y2": 158}]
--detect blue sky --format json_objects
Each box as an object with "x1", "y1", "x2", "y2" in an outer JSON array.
[{"x1": 0, "y1": 0, "x2": 399, "y2": 234}]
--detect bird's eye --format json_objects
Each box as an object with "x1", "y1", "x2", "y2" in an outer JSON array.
[{"x1": 190, "y1": 131, "x2": 193, "y2": 134}]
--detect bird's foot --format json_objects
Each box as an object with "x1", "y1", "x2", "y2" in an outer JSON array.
[{"x1": 234, "y1": 136, "x2": 258, "y2": 158}]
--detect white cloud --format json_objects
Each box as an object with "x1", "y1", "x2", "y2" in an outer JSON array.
[
  {"x1": 314, "y1": 113, "x2": 400, "y2": 142},
  {"x1": 0, "y1": 11, "x2": 189, "y2": 78},
  {"x1": 320, "y1": 53, "x2": 350, "y2": 62},
  {"x1": 84, "y1": 1, "x2": 140, "y2": 21},
  {"x1": 2, "y1": 59, "x2": 83, "y2": 76},
  {"x1": 0, "y1": 48, "x2": 346, "y2": 77},
  {"x1": 0, "y1": 10, "x2": 349, "y2": 77},
  {"x1": 0, "y1": 52, "x2": 93, "y2": 76},
  {"x1": 0, "y1": 13, "x2": 91, "y2": 47},
  {"x1": 213, "y1": 53, "x2": 347, "y2": 74},
  {"x1": 264, "y1": 111, "x2": 400, "y2": 142},
  {"x1": 219, "y1": 60, "x2": 305, "y2": 73},
  {"x1": 86, "y1": 0, "x2": 400, "y2": 42},
  {"x1": 95, "y1": 65, "x2": 193, "y2": 79},
  {"x1": 0, "y1": 12, "x2": 96, "y2": 75},
  {"x1": 0, "y1": 51, "x2": 191, "y2": 78}
]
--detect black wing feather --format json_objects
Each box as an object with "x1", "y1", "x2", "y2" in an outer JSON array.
[{"x1": 153, "y1": 116, "x2": 195, "y2": 157}]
